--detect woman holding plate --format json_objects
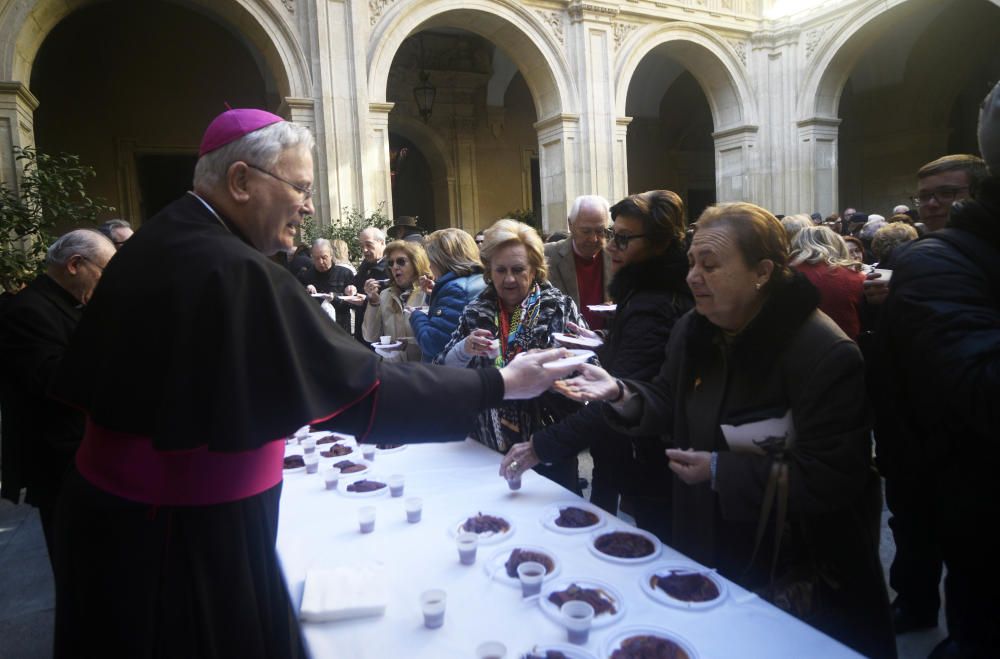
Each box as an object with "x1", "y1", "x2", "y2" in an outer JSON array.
[
  {"x1": 362, "y1": 240, "x2": 429, "y2": 362},
  {"x1": 437, "y1": 219, "x2": 586, "y2": 492},
  {"x1": 543, "y1": 203, "x2": 894, "y2": 658},
  {"x1": 500, "y1": 190, "x2": 692, "y2": 541}
]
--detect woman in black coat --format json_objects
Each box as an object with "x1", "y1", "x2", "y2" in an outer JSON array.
[{"x1": 500, "y1": 190, "x2": 692, "y2": 540}]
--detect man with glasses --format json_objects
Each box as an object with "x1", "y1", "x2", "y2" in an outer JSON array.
[
  {"x1": 544, "y1": 195, "x2": 612, "y2": 330},
  {"x1": 97, "y1": 219, "x2": 134, "y2": 250},
  {"x1": 0, "y1": 229, "x2": 115, "y2": 558}
]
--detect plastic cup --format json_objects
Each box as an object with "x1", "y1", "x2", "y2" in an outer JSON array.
[
  {"x1": 388, "y1": 474, "x2": 405, "y2": 497},
  {"x1": 516, "y1": 561, "x2": 546, "y2": 598},
  {"x1": 301, "y1": 436, "x2": 317, "y2": 454},
  {"x1": 507, "y1": 474, "x2": 522, "y2": 491},
  {"x1": 358, "y1": 506, "x2": 376, "y2": 534},
  {"x1": 476, "y1": 641, "x2": 507, "y2": 659},
  {"x1": 561, "y1": 600, "x2": 595, "y2": 645},
  {"x1": 405, "y1": 497, "x2": 422, "y2": 523},
  {"x1": 323, "y1": 467, "x2": 341, "y2": 490},
  {"x1": 304, "y1": 452, "x2": 319, "y2": 474},
  {"x1": 420, "y1": 589, "x2": 446, "y2": 629},
  {"x1": 456, "y1": 532, "x2": 478, "y2": 565},
  {"x1": 362, "y1": 446, "x2": 376, "y2": 461},
  {"x1": 380, "y1": 335, "x2": 392, "y2": 345}
]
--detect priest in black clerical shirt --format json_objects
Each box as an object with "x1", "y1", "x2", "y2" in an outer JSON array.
[
  {"x1": 299, "y1": 237, "x2": 354, "y2": 332},
  {"x1": 48, "y1": 108, "x2": 571, "y2": 659}
]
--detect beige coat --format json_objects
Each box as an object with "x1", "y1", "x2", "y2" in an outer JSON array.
[
  {"x1": 362, "y1": 285, "x2": 427, "y2": 362},
  {"x1": 543, "y1": 238, "x2": 612, "y2": 307}
]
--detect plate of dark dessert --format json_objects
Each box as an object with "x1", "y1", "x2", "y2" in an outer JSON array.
[
  {"x1": 552, "y1": 332, "x2": 604, "y2": 349},
  {"x1": 484, "y1": 546, "x2": 561, "y2": 587},
  {"x1": 540, "y1": 501, "x2": 606, "y2": 534},
  {"x1": 539, "y1": 578, "x2": 625, "y2": 629},
  {"x1": 282, "y1": 454, "x2": 306, "y2": 473},
  {"x1": 338, "y1": 477, "x2": 388, "y2": 498},
  {"x1": 329, "y1": 459, "x2": 369, "y2": 475},
  {"x1": 604, "y1": 626, "x2": 697, "y2": 659},
  {"x1": 452, "y1": 512, "x2": 515, "y2": 544},
  {"x1": 588, "y1": 529, "x2": 662, "y2": 565},
  {"x1": 640, "y1": 563, "x2": 727, "y2": 610},
  {"x1": 315, "y1": 433, "x2": 354, "y2": 446},
  {"x1": 375, "y1": 443, "x2": 406, "y2": 453},
  {"x1": 318, "y1": 443, "x2": 355, "y2": 459},
  {"x1": 520, "y1": 644, "x2": 598, "y2": 659}
]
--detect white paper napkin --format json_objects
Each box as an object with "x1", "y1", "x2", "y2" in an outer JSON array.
[{"x1": 299, "y1": 564, "x2": 388, "y2": 622}]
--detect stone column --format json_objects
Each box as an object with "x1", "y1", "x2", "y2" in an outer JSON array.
[
  {"x1": 612, "y1": 116, "x2": 632, "y2": 201},
  {"x1": 366, "y1": 102, "x2": 395, "y2": 218},
  {"x1": 279, "y1": 97, "x2": 325, "y2": 218},
  {"x1": 0, "y1": 82, "x2": 39, "y2": 191},
  {"x1": 533, "y1": 113, "x2": 581, "y2": 233},
  {"x1": 796, "y1": 117, "x2": 840, "y2": 217},
  {"x1": 565, "y1": 2, "x2": 619, "y2": 200},
  {"x1": 713, "y1": 124, "x2": 760, "y2": 204}
]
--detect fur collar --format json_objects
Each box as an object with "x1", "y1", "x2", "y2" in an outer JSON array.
[
  {"x1": 608, "y1": 242, "x2": 690, "y2": 303},
  {"x1": 686, "y1": 271, "x2": 820, "y2": 371}
]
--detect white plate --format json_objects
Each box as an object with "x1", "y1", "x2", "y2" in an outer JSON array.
[
  {"x1": 604, "y1": 626, "x2": 699, "y2": 659},
  {"x1": 540, "y1": 501, "x2": 606, "y2": 534},
  {"x1": 484, "y1": 545, "x2": 561, "y2": 588},
  {"x1": 588, "y1": 528, "x2": 662, "y2": 565},
  {"x1": 451, "y1": 512, "x2": 516, "y2": 545},
  {"x1": 587, "y1": 304, "x2": 617, "y2": 313},
  {"x1": 374, "y1": 341, "x2": 403, "y2": 351},
  {"x1": 542, "y1": 349, "x2": 596, "y2": 370},
  {"x1": 539, "y1": 578, "x2": 626, "y2": 629},
  {"x1": 338, "y1": 476, "x2": 389, "y2": 498},
  {"x1": 310, "y1": 293, "x2": 333, "y2": 299},
  {"x1": 317, "y1": 444, "x2": 357, "y2": 460},
  {"x1": 327, "y1": 459, "x2": 370, "y2": 476},
  {"x1": 337, "y1": 294, "x2": 366, "y2": 303},
  {"x1": 374, "y1": 443, "x2": 407, "y2": 453},
  {"x1": 520, "y1": 644, "x2": 597, "y2": 659},
  {"x1": 552, "y1": 332, "x2": 604, "y2": 349},
  {"x1": 282, "y1": 463, "x2": 306, "y2": 475},
  {"x1": 640, "y1": 563, "x2": 728, "y2": 610}
]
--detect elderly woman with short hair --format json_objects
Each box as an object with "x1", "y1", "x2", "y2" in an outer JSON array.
[
  {"x1": 437, "y1": 219, "x2": 585, "y2": 492},
  {"x1": 555, "y1": 203, "x2": 894, "y2": 658},
  {"x1": 790, "y1": 225, "x2": 866, "y2": 340},
  {"x1": 409, "y1": 228, "x2": 487, "y2": 362},
  {"x1": 362, "y1": 240, "x2": 429, "y2": 361}
]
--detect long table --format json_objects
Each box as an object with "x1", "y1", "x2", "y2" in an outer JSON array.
[{"x1": 277, "y1": 437, "x2": 860, "y2": 658}]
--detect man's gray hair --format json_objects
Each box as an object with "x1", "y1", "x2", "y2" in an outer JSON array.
[
  {"x1": 359, "y1": 226, "x2": 386, "y2": 243},
  {"x1": 193, "y1": 121, "x2": 315, "y2": 190},
  {"x1": 312, "y1": 238, "x2": 332, "y2": 252},
  {"x1": 567, "y1": 195, "x2": 610, "y2": 225},
  {"x1": 98, "y1": 219, "x2": 131, "y2": 241},
  {"x1": 46, "y1": 229, "x2": 112, "y2": 266}
]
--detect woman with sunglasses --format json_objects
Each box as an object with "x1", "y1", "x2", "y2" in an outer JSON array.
[
  {"x1": 362, "y1": 240, "x2": 429, "y2": 362},
  {"x1": 500, "y1": 191, "x2": 692, "y2": 538}
]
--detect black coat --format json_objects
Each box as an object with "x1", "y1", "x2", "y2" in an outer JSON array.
[
  {"x1": 0, "y1": 274, "x2": 83, "y2": 503},
  {"x1": 352, "y1": 257, "x2": 389, "y2": 343},
  {"x1": 532, "y1": 245, "x2": 692, "y2": 502},
  {"x1": 611, "y1": 273, "x2": 894, "y2": 659}
]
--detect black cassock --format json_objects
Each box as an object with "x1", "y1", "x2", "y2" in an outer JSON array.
[{"x1": 51, "y1": 192, "x2": 502, "y2": 658}]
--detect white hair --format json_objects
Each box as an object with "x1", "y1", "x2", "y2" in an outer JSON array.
[
  {"x1": 789, "y1": 225, "x2": 855, "y2": 268},
  {"x1": 892, "y1": 204, "x2": 910, "y2": 214},
  {"x1": 193, "y1": 121, "x2": 315, "y2": 190},
  {"x1": 46, "y1": 229, "x2": 113, "y2": 266},
  {"x1": 359, "y1": 226, "x2": 386, "y2": 243},
  {"x1": 859, "y1": 217, "x2": 887, "y2": 241},
  {"x1": 311, "y1": 238, "x2": 332, "y2": 252},
  {"x1": 567, "y1": 195, "x2": 610, "y2": 226}
]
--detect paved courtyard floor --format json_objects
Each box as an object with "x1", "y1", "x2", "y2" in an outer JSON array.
[{"x1": 0, "y1": 456, "x2": 948, "y2": 658}]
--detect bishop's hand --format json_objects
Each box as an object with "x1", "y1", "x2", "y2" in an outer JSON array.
[{"x1": 499, "y1": 348, "x2": 573, "y2": 400}]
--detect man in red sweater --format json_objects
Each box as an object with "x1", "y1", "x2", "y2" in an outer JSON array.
[{"x1": 544, "y1": 195, "x2": 612, "y2": 330}]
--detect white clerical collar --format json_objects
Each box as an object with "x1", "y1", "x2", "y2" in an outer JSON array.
[{"x1": 187, "y1": 191, "x2": 230, "y2": 232}]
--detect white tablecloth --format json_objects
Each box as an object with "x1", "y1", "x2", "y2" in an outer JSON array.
[{"x1": 277, "y1": 438, "x2": 860, "y2": 659}]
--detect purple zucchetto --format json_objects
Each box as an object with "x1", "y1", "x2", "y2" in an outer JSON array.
[{"x1": 198, "y1": 108, "x2": 284, "y2": 157}]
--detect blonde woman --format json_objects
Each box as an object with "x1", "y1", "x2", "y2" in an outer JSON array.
[
  {"x1": 790, "y1": 225, "x2": 865, "y2": 339},
  {"x1": 330, "y1": 239, "x2": 356, "y2": 275},
  {"x1": 437, "y1": 219, "x2": 586, "y2": 492},
  {"x1": 409, "y1": 228, "x2": 487, "y2": 362},
  {"x1": 362, "y1": 240, "x2": 429, "y2": 361}
]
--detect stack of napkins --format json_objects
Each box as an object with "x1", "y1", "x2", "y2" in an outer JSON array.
[{"x1": 299, "y1": 564, "x2": 388, "y2": 622}]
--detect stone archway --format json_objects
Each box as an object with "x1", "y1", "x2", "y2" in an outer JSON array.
[
  {"x1": 389, "y1": 113, "x2": 456, "y2": 230},
  {"x1": 367, "y1": 0, "x2": 577, "y2": 229},
  {"x1": 614, "y1": 22, "x2": 758, "y2": 207}
]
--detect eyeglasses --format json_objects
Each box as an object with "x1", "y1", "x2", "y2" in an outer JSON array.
[
  {"x1": 78, "y1": 255, "x2": 105, "y2": 272},
  {"x1": 246, "y1": 163, "x2": 313, "y2": 201},
  {"x1": 389, "y1": 257, "x2": 410, "y2": 268},
  {"x1": 573, "y1": 226, "x2": 610, "y2": 239},
  {"x1": 911, "y1": 185, "x2": 969, "y2": 207},
  {"x1": 607, "y1": 230, "x2": 647, "y2": 251}
]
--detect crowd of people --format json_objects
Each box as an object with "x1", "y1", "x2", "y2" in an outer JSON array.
[{"x1": 0, "y1": 84, "x2": 997, "y2": 658}]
